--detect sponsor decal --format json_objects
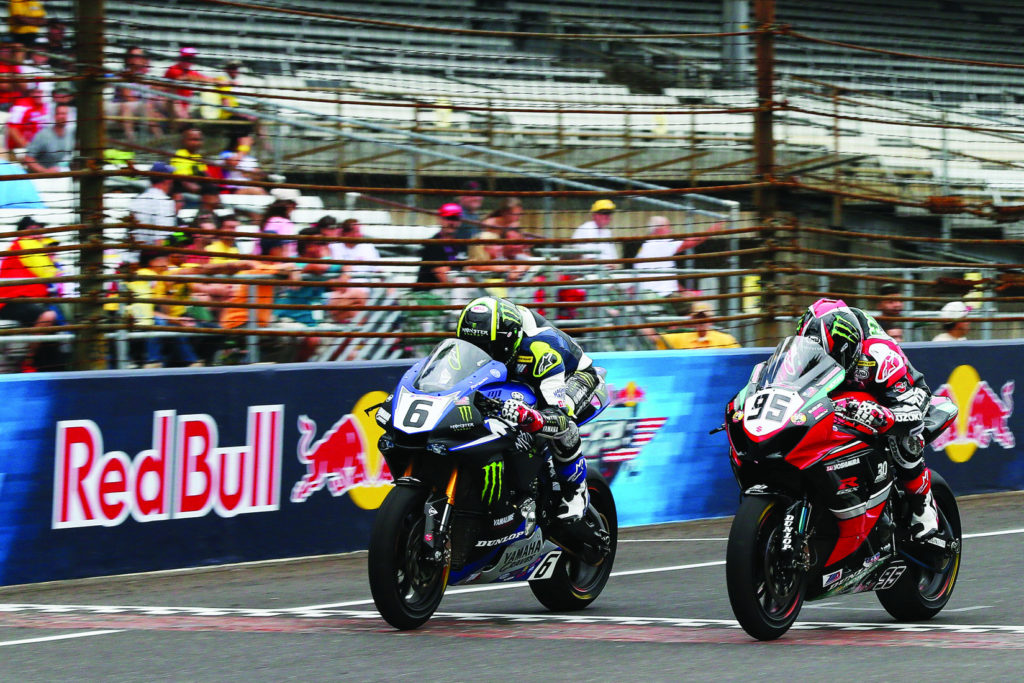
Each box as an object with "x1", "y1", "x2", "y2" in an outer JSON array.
[
  {"x1": 460, "y1": 327, "x2": 489, "y2": 337},
  {"x1": 894, "y1": 380, "x2": 908, "y2": 394},
  {"x1": 490, "y1": 369, "x2": 501, "y2": 378},
  {"x1": 458, "y1": 405, "x2": 473, "y2": 422},
  {"x1": 495, "y1": 537, "x2": 544, "y2": 573},
  {"x1": 470, "y1": 304, "x2": 488, "y2": 313},
  {"x1": 781, "y1": 513, "x2": 795, "y2": 551},
  {"x1": 838, "y1": 476, "x2": 859, "y2": 491},
  {"x1": 932, "y1": 365, "x2": 1015, "y2": 462},
  {"x1": 863, "y1": 552, "x2": 882, "y2": 567},
  {"x1": 291, "y1": 391, "x2": 393, "y2": 508},
  {"x1": 493, "y1": 513, "x2": 515, "y2": 526},
  {"x1": 732, "y1": 411, "x2": 744, "y2": 422},
  {"x1": 53, "y1": 406, "x2": 284, "y2": 529},
  {"x1": 825, "y1": 457, "x2": 859, "y2": 472},
  {"x1": 450, "y1": 423, "x2": 474, "y2": 432},
  {"x1": 475, "y1": 529, "x2": 527, "y2": 547},
  {"x1": 874, "y1": 461, "x2": 888, "y2": 483},
  {"x1": 455, "y1": 397, "x2": 470, "y2": 406},
  {"x1": 823, "y1": 569, "x2": 843, "y2": 587},
  {"x1": 790, "y1": 413, "x2": 807, "y2": 425},
  {"x1": 481, "y1": 460, "x2": 503, "y2": 504},
  {"x1": 810, "y1": 404, "x2": 828, "y2": 419}
]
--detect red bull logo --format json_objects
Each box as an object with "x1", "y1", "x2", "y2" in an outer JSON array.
[
  {"x1": 290, "y1": 391, "x2": 393, "y2": 508},
  {"x1": 931, "y1": 365, "x2": 1015, "y2": 463},
  {"x1": 53, "y1": 405, "x2": 283, "y2": 529}
]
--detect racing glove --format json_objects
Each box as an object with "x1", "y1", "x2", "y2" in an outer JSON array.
[
  {"x1": 834, "y1": 398, "x2": 895, "y2": 434},
  {"x1": 501, "y1": 399, "x2": 544, "y2": 433}
]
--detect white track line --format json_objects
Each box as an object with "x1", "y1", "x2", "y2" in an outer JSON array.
[{"x1": 0, "y1": 629, "x2": 123, "y2": 647}]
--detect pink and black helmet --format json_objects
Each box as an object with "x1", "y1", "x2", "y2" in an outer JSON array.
[{"x1": 796, "y1": 298, "x2": 864, "y2": 372}]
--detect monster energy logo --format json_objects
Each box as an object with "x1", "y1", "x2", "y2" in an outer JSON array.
[
  {"x1": 498, "y1": 301, "x2": 522, "y2": 325},
  {"x1": 481, "y1": 461, "x2": 503, "y2": 505},
  {"x1": 458, "y1": 405, "x2": 472, "y2": 421},
  {"x1": 830, "y1": 317, "x2": 860, "y2": 344}
]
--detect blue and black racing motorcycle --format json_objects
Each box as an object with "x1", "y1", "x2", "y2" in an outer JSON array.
[{"x1": 368, "y1": 338, "x2": 616, "y2": 630}]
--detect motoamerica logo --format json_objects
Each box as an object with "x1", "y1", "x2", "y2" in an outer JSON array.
[{"x1": 578, "y1": 416, "x2": 667, "y2": 465}]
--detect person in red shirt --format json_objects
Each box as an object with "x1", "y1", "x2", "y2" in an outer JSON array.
[
  {"x1": 0, "y1": 41, "x2": 27, "y2": 111},
  {"x1": 162, "y1": 47, "x2": 214, "y2": 125},
  {"x1": 0, "y1": 216, "x2": 60, "y2": 370},
  {"x1": 6, "y1": 84, "x2": 48, "y2": 150}
]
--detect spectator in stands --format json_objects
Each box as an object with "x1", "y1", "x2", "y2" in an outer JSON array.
[
  {"x1": 218, "y1": 134, "x2": 267, "y2": 195},
  {"x1": 644, "y1": 301, "x2": 740, "y2": 350},
  {"x1": 206, "y1": 213, "x2": 243, "y2": 262},
  {"x1": 572, "y1": 199, "x2": 619, "y2": 264},
  {"x1": 162, "y1": 47, "x2": 215, "y2": 127},
  {"x1": 0, "y1": 215, "x2": 58, "y2": 331},
  {"x1": 43, "y1": 18, "x2": 70, "y2": 69},
  {"x1": 185, "y1": 215, "x2": 218, "y2": 264},
  {"x1": 634, "y1": 216, "x2": 721, "y2": 298},
  {"x1": 8, "y1": 1, "x2": 45, "y2": 43},
  {"x1": 22, "y1": 101, "x2": 72, "y2": 173},
  {"x1": 258, "y1": 198, "x2": 298, "y2": 256},
  {"x1": 326, "y1": 218, "x2": 380, "y2": 275},
  {"x1": 6, "y1": 82, "x2": 48, "y2": 151},
  {"x1": 48, "y1": 81, "x2": 75, "y2": 122},
  {"x1": 21, "y1": 36, "x2": 53, "y2": 102},
  {"x1": 0, "y1": 41, "x2": 26, "y2": 112},
  {"x1": 466, "y1": 197, "x2": 522, "y2": 266},
  {"x1": 129, "y1": 162, "x2": 178, "y2": 245},
  {"x1": 876, "y1": 283, "x2": 905, "y2": 340},
  {"x1": 455, "y1": 179, "x2": 484, "y2": 240},
  {"x1": 932, "y1": 301, "x2": 971, "y2": 342},
  {"x1": 216, "y1": 59, "x2": 265, "y2": 146},
  {"x1": 107, "y1": 46, "x2": 162, "y2": 142},
  {"x1": 190, "y1": 183, "x2": 222, "y2": 228},
  {"x1": 220, "y1": 236, "x2": 300, "y2": 362},
  {"x1": 416, "y1": 203, "x2": 465, "y2": 287},
  {"x1": 170, "y1": 126, "x2": 211, "y2": 195}
]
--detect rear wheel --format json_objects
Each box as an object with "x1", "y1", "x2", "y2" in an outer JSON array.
[
  {"x1": 726, "y1": 496, "x2": 806, "y2": 641},
  {"x1": 368, "y1": 484, "x2": 449, "y2": 630},
  {"x1": 877, "y1": 472, "x2": 961, "y2": 621},
  {"x1": 530, "y1": 470, "x2": 617, "y2": 611}
]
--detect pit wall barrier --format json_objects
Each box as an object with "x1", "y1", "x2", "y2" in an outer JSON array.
[{"x1": 0, "y1": 342, "x2": 1019, "y2": 586}]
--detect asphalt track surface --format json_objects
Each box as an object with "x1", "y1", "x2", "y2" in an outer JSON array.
[{"x1": 0, "y1": 491, "x2": 1021, "y2": 682}]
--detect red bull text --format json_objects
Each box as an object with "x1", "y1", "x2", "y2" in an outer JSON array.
[{"x1": 53, "y1": 406, "x2": 283, "y2": 529}]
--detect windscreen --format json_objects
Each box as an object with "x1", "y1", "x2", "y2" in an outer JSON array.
[
  {"x1": 413, "y1": 339, "x2": 495, "y2": 392},
  {"x1": 758, "y1": 336, "x2": 843, "y2": 391}
]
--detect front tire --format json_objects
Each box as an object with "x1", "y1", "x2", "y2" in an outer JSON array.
[
  {"x1": 368, "y1": 484, "x2": 449, "y2": 630},
  {"x1": 530, "y1": 470, "x2": 618, "y2": 611},
  {"x1": 726, "y1": 496, "x2": 806, "y2": 641},
  {"x1": 877, "y1": 472, "x2": 961, "y2": 621}
]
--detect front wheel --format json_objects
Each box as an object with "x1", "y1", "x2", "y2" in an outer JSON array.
[
  {"x1": 877, "y1": 472, "x2": 961, "y2": 621},
  {"x1": 726, "y1": 496, "x2": 807, "y2": 641},
  {"x1": 530, "y1": 470, "x2": 618, "y2": 611},
  {"x1": 368, "y1": 484, "x2": 449, "y2": 630}
]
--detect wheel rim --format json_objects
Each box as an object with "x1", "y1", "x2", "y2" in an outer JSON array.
[
  {"x1": 755, "y1": 507, "x2": 803, "y2": 623},
  {"x1": 914, "y1": 506, "x2": 961, "y2": 602},
  {"x1": 395, "y1": 511, "x2": 446, "y2": 613},
  {"x1": 565, "y1": 491, "x2": 614, "y2": 592}
]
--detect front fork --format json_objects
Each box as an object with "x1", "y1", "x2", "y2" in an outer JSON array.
[{"x1": 421, "y1": 467, "x2": 457, "y2": 566}]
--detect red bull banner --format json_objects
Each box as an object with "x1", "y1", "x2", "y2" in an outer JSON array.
[{"x1": 0, "y1": 341, "x2": 1020, "y2": 586}]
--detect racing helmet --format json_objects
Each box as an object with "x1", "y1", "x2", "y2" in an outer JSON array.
[
  {"x1": 456, "y1": 296, "x2": 524, "y2": 364},
  {"x1": 796, "y1": 298, "x2": 863, "y2": 372}
]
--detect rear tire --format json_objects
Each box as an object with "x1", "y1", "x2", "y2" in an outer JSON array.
[
  {"x1": 368, "y1": 484, "x2": 449, "y2": 630},
  {"x1": 877, "y1": 472, "x2": 961, "y2": 621},
  {"x1": 726, "y1": 496, "x2": 806, "y2": 641},
  {"x1": 530, "y1": 470, "x2": 617, "y2": 611}
]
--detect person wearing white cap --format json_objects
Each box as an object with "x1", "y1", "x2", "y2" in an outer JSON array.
[
  {"x1": 932, "y1": 301, "x2": 971, "y2": 341},
  {"x1": 571, "y1": 199, "x2": 619, "y2": 265}
]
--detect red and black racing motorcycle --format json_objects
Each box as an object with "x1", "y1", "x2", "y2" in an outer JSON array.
[{"x1": 720, "y1": 336, "x2": 962, "y2": 641}]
